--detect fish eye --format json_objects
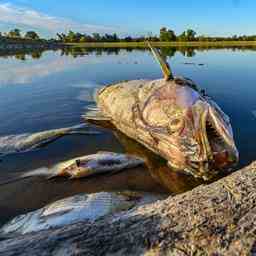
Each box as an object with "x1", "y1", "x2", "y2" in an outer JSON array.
[{"x1": 167, "y1": 118, "x2": 184, "y2": 134}]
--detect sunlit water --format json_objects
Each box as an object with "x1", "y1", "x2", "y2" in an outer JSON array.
[{"x1": 0, "y1": 46, "x2": 256, "y2": 225}]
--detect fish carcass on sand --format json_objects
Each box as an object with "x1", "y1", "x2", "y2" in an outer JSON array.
[
  {"x1": 85, "y1": 42, "x2": 239, "y2": 180},
  {"x1": 49, "y1": 151, "x2": 144, "y2": 179},
  {"x1": 1, "y1": 191, "x2": 165, "y2": 236}
]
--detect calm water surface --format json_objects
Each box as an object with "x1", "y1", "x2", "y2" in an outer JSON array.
[{"x1": 0, "y1": 47, "x2": 256, "y2": 224}]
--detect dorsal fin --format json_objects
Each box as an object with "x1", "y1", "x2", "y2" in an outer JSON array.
[{"x1": 147, "y1": 41, "x2": 174, "y2": 81}]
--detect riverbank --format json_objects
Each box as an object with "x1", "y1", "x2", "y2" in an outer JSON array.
[
  {"x1": 1, "y1": 40, "x2": 256, "y2": 53},
  {"x1": 65, "y1": 41, "x2": 256, "y2": 48},
  {"x1": 0, "y1": 41, "x2": 64, "y2": 58},
  {"x1": 0, "y1": 40, "x2": 62, "y2": 52},
  {"x1": 1, "y1": 160, "x2": 256, "y2": 255}
]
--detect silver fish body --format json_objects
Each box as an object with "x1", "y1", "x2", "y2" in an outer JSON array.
[
  {"x1": 1, "y1": 192, "x2": 164, "y2": 236},
  {"x1": 0, "y1": 124, "x2": 100, "y2": 155},
  {"x1": 50, "y1": 152, "x2": 144, "y2": 179}
]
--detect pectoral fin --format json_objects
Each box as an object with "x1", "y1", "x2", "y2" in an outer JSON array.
[
  {"x1": 82, "y1": 110, "x2": 111, "y2": 122},
  {"x1": 147, "y1": 41, "x2": 174, "y2": 81}
]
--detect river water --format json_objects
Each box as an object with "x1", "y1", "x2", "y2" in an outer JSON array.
[{"x1": 0, "y1": 46, "x2": 255, "y2": 224}]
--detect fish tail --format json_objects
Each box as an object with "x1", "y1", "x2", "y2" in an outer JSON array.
[
  {"x1": 47, "y1": 167, "x2": 68, "y2": 180},
  {"x1": 46, "y1": 173, "x2": 59, "y2": 180},
  {"x1": 0, "y1": 167, "x2": 51, "y2": 186},
  {"x1": 66, "y1": 131, "x2": 101, "y2": 135},
  {"x1": 20, "y1": 167, "x2": 50, "y2": 178},
  {"x1": 69, "y1": 123, "x2": 87, "y2": 130}
]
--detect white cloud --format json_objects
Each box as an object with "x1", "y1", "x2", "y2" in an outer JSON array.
[{"x1": 0, "y1": 2, "x2": 121, "y2": 35}]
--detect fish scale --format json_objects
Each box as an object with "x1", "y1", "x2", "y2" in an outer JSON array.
[{"x1": 0, "y1": 192, "x2": 165, "y2": 236}]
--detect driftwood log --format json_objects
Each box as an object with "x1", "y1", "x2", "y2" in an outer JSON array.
[{"x1": 1, "y1": 162, "x2": 256, "y2": 255}]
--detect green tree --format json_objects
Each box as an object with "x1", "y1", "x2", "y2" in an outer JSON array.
[
  {"x1": 186, "y1": 29, "x2": 196, "y2": 41},
  {"x1": 8, "y1": 28, "x2": 21, "y2": 38},
  {"x1": 112, "y1": 33, "x2": 118, "y2": 42},
  {"x1": 178, "y1": 31, "x2": 187, "y2": 41},
  {"x1": 67, "y1": 30, "x2": 76, "y2": 42},
  {"x1": 92, "y1": 33, "x2": 101, "y2": 42},
  {"x1": 178, "y1": 29, "x2": 196, "y2": 41},
  {"x1": 25, "y1": 31, "x2": 40, "y2": 40},
  {"x1": 198, "y1": 35, "x2": 208, "y2": 41},
  {"x1": 160, "y1": 27, "x2": 176, "y2": 41},
  {"x1": 79, "y1": 36, "x2": 87, "y2": 43}
]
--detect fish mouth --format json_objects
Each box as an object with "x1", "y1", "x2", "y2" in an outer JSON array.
[
  {"x1": 188, "y1": 103, "x2": 238, "y2": 178},
  {"x1": 203, "y1": 106, "x2": 238, "y2": 171}
]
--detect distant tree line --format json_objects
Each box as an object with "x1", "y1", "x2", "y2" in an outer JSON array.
[
  {"x1": 0, "y1": 29, "x2": 57, "y2": 43},
  {"x1": 0, "y1": 29, "x2": 41, "y2": 40},
  {"x1": 56, "y1": 27, "x2": 256, "y2": 43},
  {"x1": 1, "y1": 27, "x2": 256, "y2": 43},
  {"x1": 56, "y1": 31, "x2": 149, "y2": 43}
]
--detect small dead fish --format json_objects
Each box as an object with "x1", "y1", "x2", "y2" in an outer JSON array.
[
  {"x1": 0, "y1": 191, "x2": 165, "y2": 236},
  {"x1": 0, "y1": 152, "x2": 144, "y2": 186},
  {"x1": 0, "y1": 124, "x2": 100, "y2": 156},
  {"x1": 49, "y1": 151, "x2": 144, "y2": 179},
  {"x1": 0, "y1": 192, "x2": 132, "y2": 235}
]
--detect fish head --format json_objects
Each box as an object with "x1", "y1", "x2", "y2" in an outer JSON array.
[
  {"x1": 59, "y1": 153, "x2": 143, "y2": 179},
  {"x1": 67, "y1": 159, "x2": 94, "y2": 179},
  {"x1": 142, "y1": 77, "x2": 238, "y2": 179}
]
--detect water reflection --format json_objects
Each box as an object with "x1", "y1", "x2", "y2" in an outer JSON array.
[
  {"x1": 59, "y1": 45, "x2": 256, "y2": 59},
  {"x1": 0, "y1": 48, "x2": 58, "y2": 60},
  {"x1": 1, "y1": 45, "x2": 256, "y2": 225},
  {"x1": 114, "y1": 130, "x2": 204, "y2": 194},
  {"x1": 2, "y1": 45, "x2": 256, "y2": 61},
  {"x1": 87, "y1": 119, "x2": 207, "y2": 194}
]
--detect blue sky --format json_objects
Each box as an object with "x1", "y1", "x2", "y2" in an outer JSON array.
[{"x1": 0, "y1": 0, "x2": 255, "y2": 37}]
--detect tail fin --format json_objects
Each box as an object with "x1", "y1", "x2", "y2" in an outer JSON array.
[
  {"x1": 147, "y1": 41, "x2": 174, "y2": 81},
  {"x1": 67, "y1": 131, "x2": 101, "y2": 135},
  {"x1": 20, "y1": 167, "x2": 50, "y2": 178},
  {"x1": 0, "y1": 167, "x2": 52, "y2": 186}
]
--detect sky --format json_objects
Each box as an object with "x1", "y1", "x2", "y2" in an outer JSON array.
[{"x1": 0, "y1": 0, "x2": 255, "y2": 38}]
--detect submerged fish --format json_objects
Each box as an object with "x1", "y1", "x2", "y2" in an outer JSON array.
[
  {"x1": 0, "y1": 152, "x2": 144, "y2": 186},
  {"x1": 86, "y1": 42, "x2": 239, "y2": 179},
  {"x1": 0, "y1": 191, "x2": 164, "y2": 236},
  {"x1": 0, "y1": 124, "x2": 100, "y2": 156},
  {"x1": 49, "y1": 151, "x2": 144, "y2": 179}
]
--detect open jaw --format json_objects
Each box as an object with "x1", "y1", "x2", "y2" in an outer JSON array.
[
  {"x1": 204, "y1": 109, "x2": 238, "y2": 170},
  {"x1": 187, "y1": 105, "x2": 238, "y2": 179}
]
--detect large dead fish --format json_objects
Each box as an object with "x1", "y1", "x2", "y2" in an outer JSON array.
[
  {"x1": 0, "y1": 191, "x2": 164, "y2": 236},
  {"x1": 85, "y1": 42, "x2": 239, "y2": 179},
  {"x1": 0, "y1": 124, "x2": 100, "y2": 156}
]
